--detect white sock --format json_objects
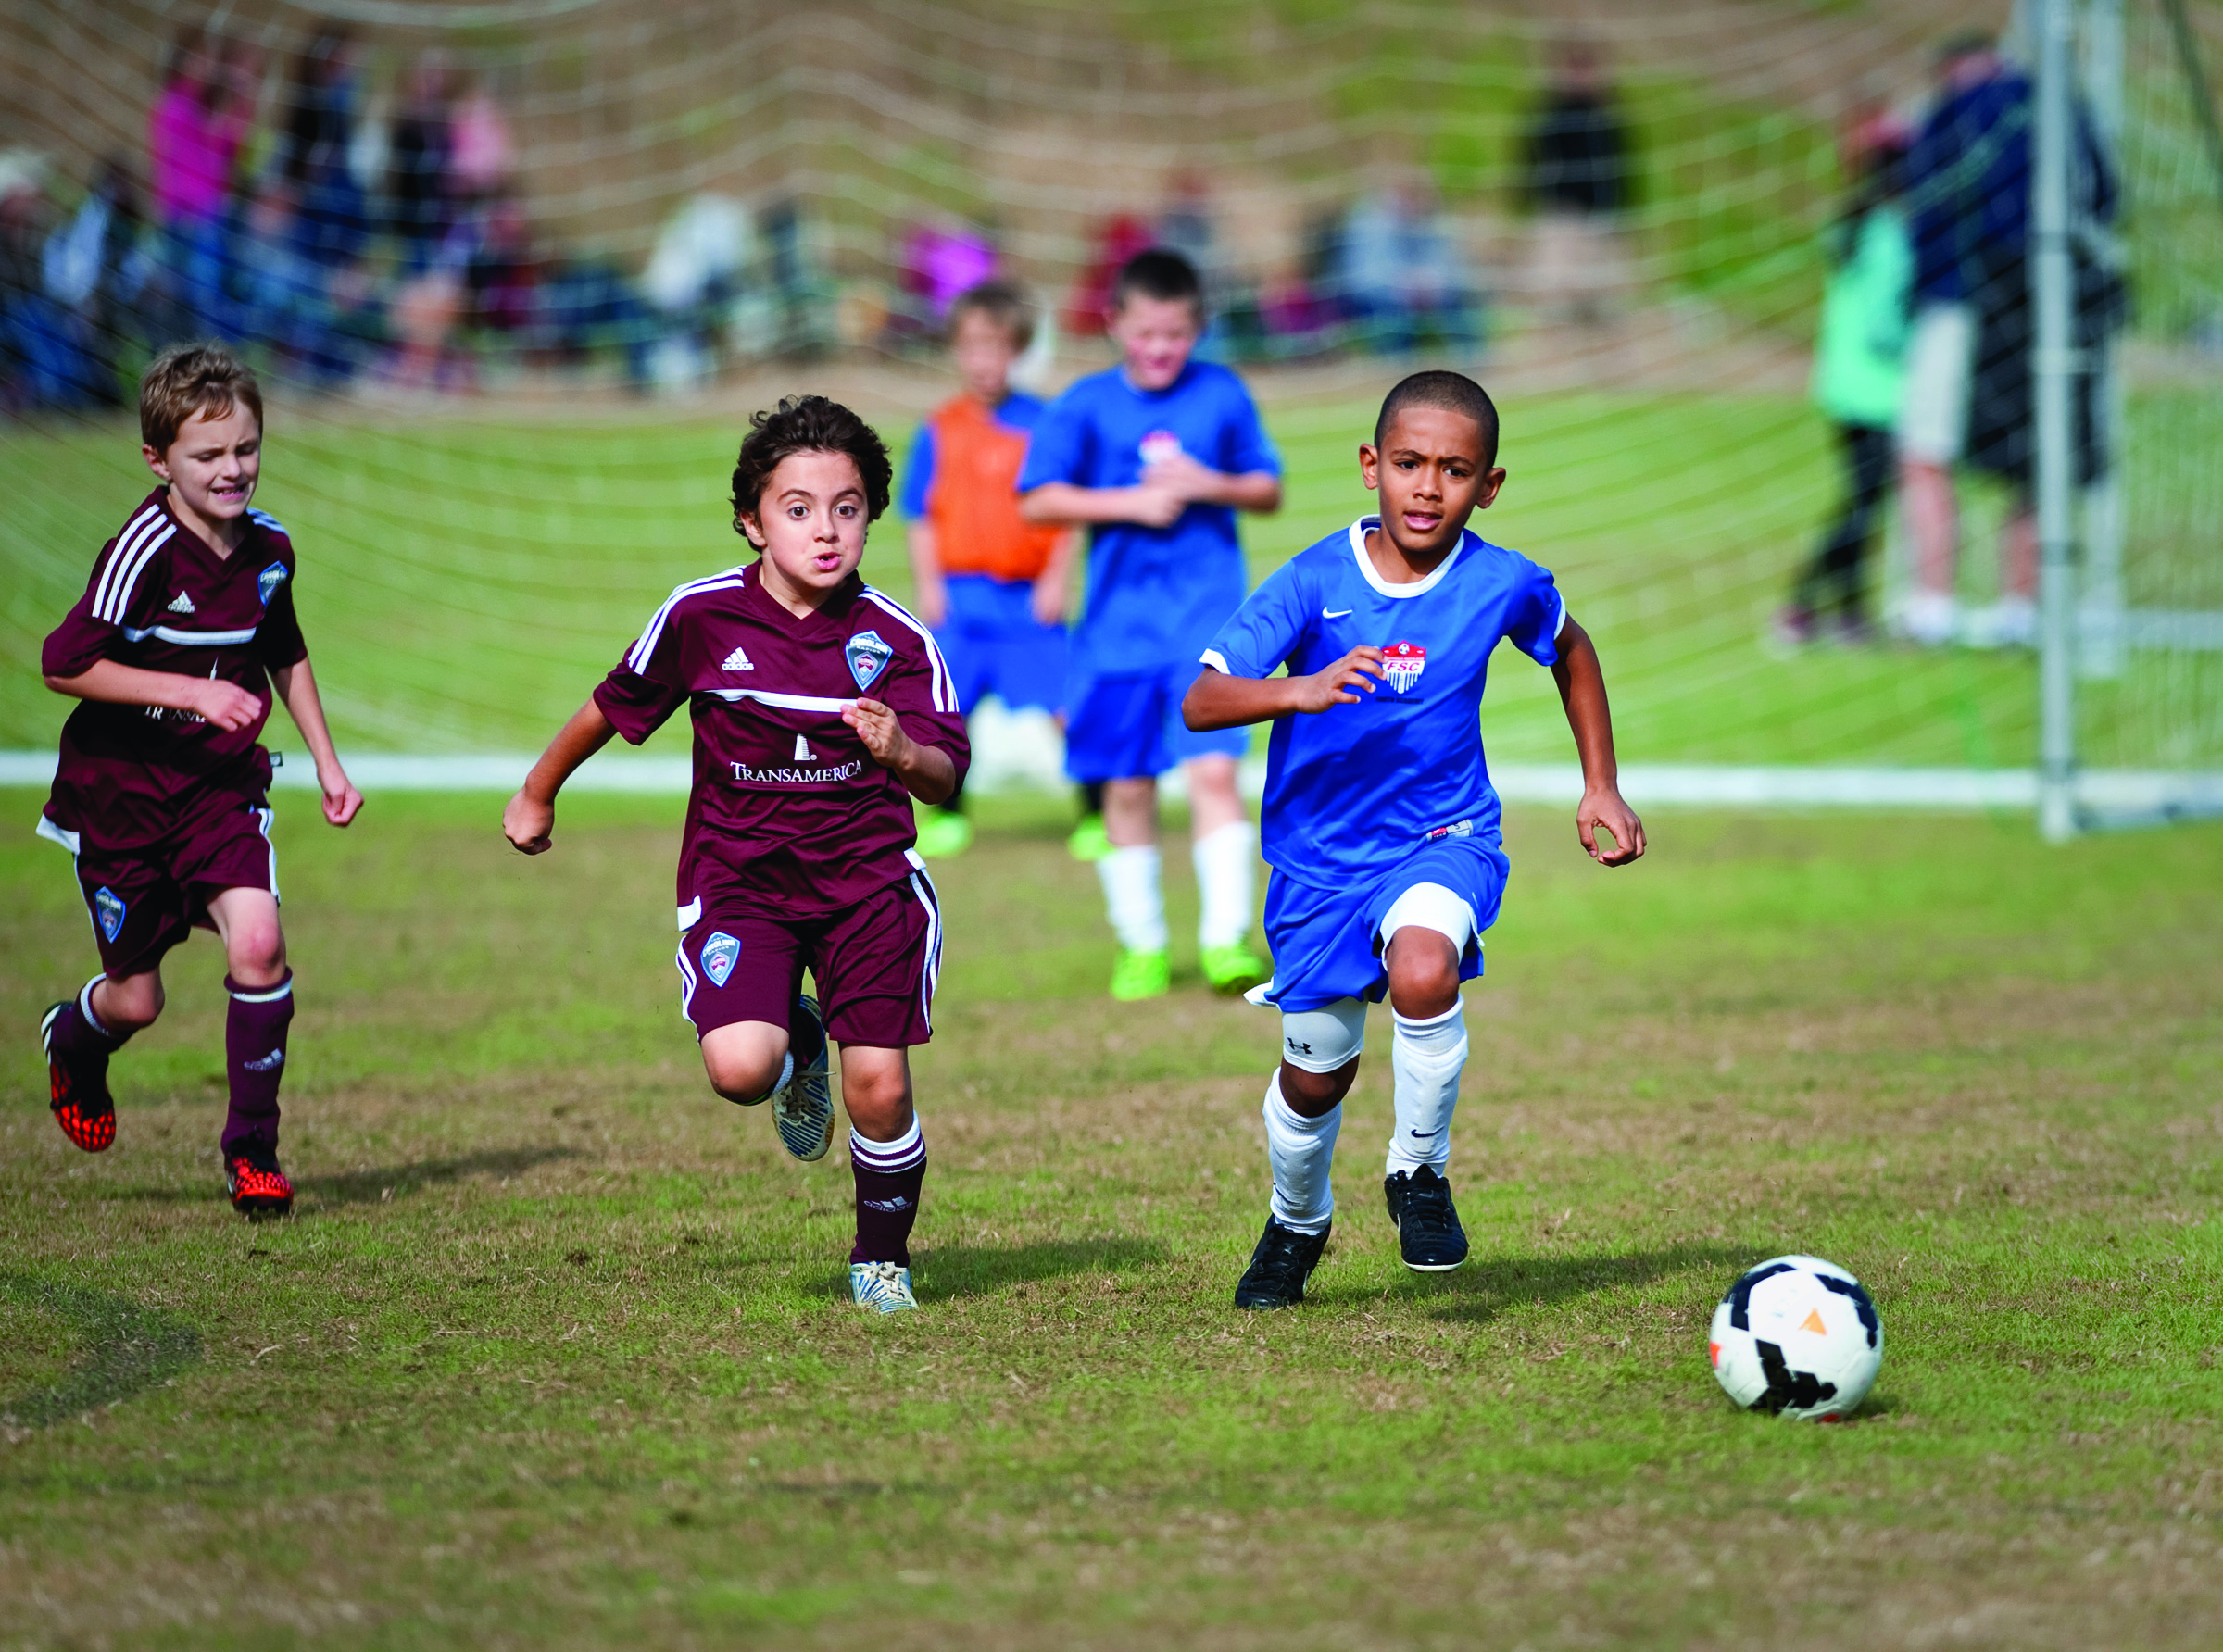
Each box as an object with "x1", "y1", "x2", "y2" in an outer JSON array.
[
  {"x1": 1386, "y1": 1001, "x2": 1466, "y2": 1177},
  {"x1": 1192, "y1": 820, "x2": 1257, "y2": 951},
  {"x1": 1262, "y1": 1070, "x2": 1340, "y2": 1233},
  {"x1": 1097, "y1": 844, "x2": 1168, "y2": 953}
]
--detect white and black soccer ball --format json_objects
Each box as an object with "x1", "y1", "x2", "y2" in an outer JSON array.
[{"x1": 1708, "y1": 1255, "x2": 1881, "y2": 1421}]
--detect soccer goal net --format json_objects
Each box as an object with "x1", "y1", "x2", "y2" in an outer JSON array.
[{"x1": 2, "y1": 0, "x2": 2217, "y2": 830}]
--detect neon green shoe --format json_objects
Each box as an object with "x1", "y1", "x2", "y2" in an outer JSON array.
[
  {"x1": 1066, "y1": 812, "x2": 1111, "y2": 862},
  {"x1": 1200, "y1": 943, "x2": 1271, "y2": 996},
  {"x1": 915, "y1": 808, "x2": 973, "y2": 858},
  {"x1": 1109, "y1": 947, "x2": 1171, "y2": 1002}
]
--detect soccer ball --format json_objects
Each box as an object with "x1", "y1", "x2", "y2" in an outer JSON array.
[{"x1": 1707, "y1": 1254, "x2": 1882, "y2": 1420}]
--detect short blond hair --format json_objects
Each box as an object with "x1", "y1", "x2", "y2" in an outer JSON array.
[
  {"x1": 948, "y1": 279, "x2": 1035, "y2": 350},
  {"x1": 139, "y1": 342, "x2": 263, "y2": 453}
]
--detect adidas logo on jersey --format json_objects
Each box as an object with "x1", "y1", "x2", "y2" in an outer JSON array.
[
  {"x1": 166, "y1": 591, "x2": 196, "y2": 614},
  {"x1": 722, "y1": 645, "x2": 755, "y2": 672}
]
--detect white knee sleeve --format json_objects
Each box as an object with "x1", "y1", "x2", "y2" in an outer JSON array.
[
  {"x1": 1262, "y1": 1070, "x2": 1340, "y2": 1234},
  {"x1": 1378, "y1": 881, "x2": 1476, "y2": 957},
  {"x1": 1278, "y1": 996, "x2": 1367, "y2": 1073}
]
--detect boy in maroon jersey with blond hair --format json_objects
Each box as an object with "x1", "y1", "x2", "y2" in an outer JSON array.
[
  {"x1": 37, "y1": 342, "x2": 362, "y2": 1217},
  {"x1": 504, "y1": 395, "x2": 968, "y2": 1315}
]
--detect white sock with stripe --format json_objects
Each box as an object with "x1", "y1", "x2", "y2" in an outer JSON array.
[
  {"x1": 1097, "y1": 845, "x2": 1168, "y2": 954},
  {"x1": 1192, "y1": 821, "x2": 1257, "y2": 951}
]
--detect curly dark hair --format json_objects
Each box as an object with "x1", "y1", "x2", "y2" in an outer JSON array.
[{"x1": 730, "y1": 395, "x2": 892, "y2": 532}]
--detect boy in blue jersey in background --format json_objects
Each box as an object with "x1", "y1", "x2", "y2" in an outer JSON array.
[
  {"x1": 1019, "y1": 248, "x2": 1282, "y2": 1002},
  {"x1": 1184, "y1": 370, "x2": 1646, "y2": 1309}
]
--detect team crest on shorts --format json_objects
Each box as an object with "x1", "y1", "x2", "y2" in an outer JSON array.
[
  {"x1": 845, "y1": 630, "x2": 893, "y2": 692},
  {"x1": 93, "y1": 885, "x2": 126, "y2": 943},
  {"x1": 1381, "y1": 641, "x2": 1426, "y2": 695},
  {"x1": 700, "y1": 931, "x2": 741, "y2": 988},
  {"x1": 257, "y1": 562, "x2": 289, "y2": 605}
]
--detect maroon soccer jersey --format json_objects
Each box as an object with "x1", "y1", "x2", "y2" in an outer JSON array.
[
  {"x1": 593, "y1": 562, "x2": 970, "y2": 921},
  {"x1": 42, "y1": 489, "x2": 308, "y2": 851}
]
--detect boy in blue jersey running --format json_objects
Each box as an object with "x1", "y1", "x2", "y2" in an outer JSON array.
[
  {"x1": 1184, "y1": 370, "x2": 1645, "y2": 1309},
  {"x1": 1019, "y1": 248, "x2": 1283, "y2": 1002}
]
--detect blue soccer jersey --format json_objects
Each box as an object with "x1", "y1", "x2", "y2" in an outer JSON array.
[
  {"x1": 1200, "y1": 517, "x2": 1566, "y2": 887},
  {"x1": 1017, "y1": 360, "x2": 1280, "y2": 673}
]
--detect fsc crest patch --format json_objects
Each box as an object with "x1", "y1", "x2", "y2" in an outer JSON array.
[
  {"x1": 700, "y1": 931, "x2": 741, "y2": 988},
  {"x1": 845, "y1": 630, "x2": 893, "y2": 692},
  {"x1": 257, "y1": 562, "x2": 290, "y2": 605},
  {"x1": 93, "y1": 886, "x2": 127, "y2": 943},
  {"x1": 1381, "y1": 641, "x2": 1426, "y2": 695}
]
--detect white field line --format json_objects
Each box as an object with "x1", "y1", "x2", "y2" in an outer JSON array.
[{"x1": 3, "y1": 751, "x2": 2219, "y2": 815}]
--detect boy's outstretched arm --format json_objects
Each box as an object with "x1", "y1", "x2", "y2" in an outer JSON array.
[
  {"x1": 1019, "y1": 480, "x2": 1185, "y2": 531},
  {"x1": 1551, "y1": 616, "x2": 1646, "y2": 866},
  {"x1": 503, "y1": 699, "x2": 617, "y2": 855},
  {"x1": 1139, "y1": 450, "x2": 1282, "y2": 514},
  {"x1": 1183, "y1": 646, "x2": 1384, "y2": 732},
  {"x1": 270, "y1": 657, "x2": 363, "y2": 826},
  {"x1": 46, "y1": 658, "x2": 263, "y2": 729}
]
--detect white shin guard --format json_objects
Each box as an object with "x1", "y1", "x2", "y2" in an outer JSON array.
[
  {"x1": 1262, "y1": 1070, "x2": 1340, "y2": 1234},
  {"x1": 1386, "y1": 1001, "x2": 1466, "y2": 1177},
  {"x1": 1096, "y1": 844, "x2": 1168, "y2": 953},
  {"x1": 1192, "y1": 820, "x2": 1257, "y2": 950}
]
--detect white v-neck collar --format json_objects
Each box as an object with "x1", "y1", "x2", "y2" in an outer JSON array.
[{"x1": 1348, "y1": 517, "x2": 1465, "y2": 599}]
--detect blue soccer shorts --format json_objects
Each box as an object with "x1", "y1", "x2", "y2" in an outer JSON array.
[
  {"x1": 935, "y1": 573, "x2": 1068, "y2": 716},
  {"x1": 1256, "y1": 833, "x2": 1510, "y2": 1013},
  {"x1": 1063, "y1": 658, "x2": 1249, "y2": 782}
]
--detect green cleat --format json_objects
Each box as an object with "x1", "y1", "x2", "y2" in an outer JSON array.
[
  {"x1": 1199, "y1": 943, "x2": 1271, "y2": 996},
  {"x1": 1066, "y1": 812, "x2": 1111, "y2": 862},
  {"x1": 1109, "y1": 947, "x2": 1171, "y2": 1001},
  {"x1": 914, "y1": 808, "x2": 973, "y2": 858}
]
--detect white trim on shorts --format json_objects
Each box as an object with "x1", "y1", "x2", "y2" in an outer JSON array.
[{"x1": 905, "y1": 846, "x2": 943, "y2": 1035}]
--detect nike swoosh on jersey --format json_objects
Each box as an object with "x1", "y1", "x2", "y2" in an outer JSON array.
[{"x1": 1322, "y1": 608, "x2": 1353, "y2": 619}]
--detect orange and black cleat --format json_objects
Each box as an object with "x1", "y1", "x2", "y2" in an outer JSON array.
[
  {"x1": 41, "y1": 1001, "x2": 117, "y2": 1153},
  {"x1": 225, "y1": 1149, "x2": 295, "y2": 1219}
]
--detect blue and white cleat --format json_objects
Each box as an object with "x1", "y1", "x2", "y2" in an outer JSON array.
[
  {"x1": 772, "y1": 994, "x2": 834, "y2": 1162},
  {"x1": 849, "y1": 1260, "x2": 918, "y2": 1315}
]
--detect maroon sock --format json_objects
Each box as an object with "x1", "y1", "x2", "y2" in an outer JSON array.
[
  {"x1": 222, "y1": 971, "x2": 294, "y2": 1157},
  {"x1": 48, "y1": 977, "x2": 130, "y2": 1067},
  {"x1": 848, "y1": 1119, "x2": 926, "y2": 1267}
]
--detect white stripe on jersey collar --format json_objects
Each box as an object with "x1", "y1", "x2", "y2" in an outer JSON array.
[{"x1": 1347, "y1": 516, "x2": 1469, "y2": 600}]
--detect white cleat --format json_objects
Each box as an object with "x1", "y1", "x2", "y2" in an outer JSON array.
[
  {"x1": 772, "y1": 995, "x2": 834, "y2": 1162},
  {"x1": 850, "y1": 1260, "x2": 918, "y2": 1315}
]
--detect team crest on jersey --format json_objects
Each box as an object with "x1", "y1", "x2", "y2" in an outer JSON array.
[
  {"x1": 700, "y1": 931, "x2": 741, "y2": 988},
  {"x1": 1381, "y1": 641, "x2": 1426, "y2": 695},
  {"x1": 845, "y1": 630, "x2": 893, "y2": 691},
  {"x1": 93, "y1": 886, "x2": 126, "y2": 943},
  {"x1": 257, "y1": 562, "x2": 289, "y2": 605},
  {"x1": 1138, "y1": 430, "x2": 1184, "y2": 467}
]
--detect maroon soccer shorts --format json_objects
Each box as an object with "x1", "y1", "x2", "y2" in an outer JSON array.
[
  {"x1": 50, "y1": 791, "x2": 281, "y2": 980},
  {"x1": 676, "y1": 870, "x2": 943, "y2": 1047}
]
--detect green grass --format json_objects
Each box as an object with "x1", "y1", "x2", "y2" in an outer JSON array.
[{"x1": 4, "y1": 791, "x2": 2220, "y2": 1648}]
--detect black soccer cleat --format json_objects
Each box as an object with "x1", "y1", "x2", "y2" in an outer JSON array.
[
  {"x1": 225, "y1": 1145, "x2": 295, "y2": 1219},
  {"x1": 42, "y1": 1001, "x2": 116, "y2": 1154},
  {"x1": 1385, "y1": 1166, "x2": 1469, "y2": 1272},
  {"x1": 1233, "y1": 1216, "x2": 1331, "y2": 1309}
]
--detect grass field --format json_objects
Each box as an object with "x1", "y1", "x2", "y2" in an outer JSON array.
[{"x1": 5, "y1": 789, "x2": 2220, "y2": 1649}]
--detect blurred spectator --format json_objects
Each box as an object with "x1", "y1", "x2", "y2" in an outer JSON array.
[
  {"x1": 388, "y1": 50, "x2": 456, "y2": 271},
  {"x1": 1336, "y1": 173, "x2": 1482, "y2": 357},
  {"x1": 41, "y1": 156, "x2": 151, "y2": 407},
  {"x1": 1157, "y1": 169, "x2": 1217, "y2": 282},
  {"x1": 900, "y1": 223, "x2": 998, "y2": 329},
  {"x1": 280, "y1": 31, "x2": 370, "y2": 269},
  {"x1": 239, "y1": 177, "x2": 370, "y2": 386},
  {"x1": 1896, "y1": 32, "x2": 2117, "y2": 648},
  {"x1": 1777, "y1": 112, "x2": 1914, "y2": 646},
  {"x1": 1523, "y1": 38, "x2": 1635, "y2": 326},
  {"x1": 1, "y1": 152, "x2": 51, "y2": 408},
  {"x1": 1064, "y1": 213, "x2": 1154, "y2": 335},
  {"x1": 449, "y1": 75, "x2": 516, "y2": 202},
  {"x1": 147, "y1": 26, "x2": 247, "y2": 335},
  {"x1": 641, "y1": 193, "x2": 749, "y2": 389}
]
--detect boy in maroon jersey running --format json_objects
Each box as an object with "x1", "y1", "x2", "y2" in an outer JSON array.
[
  {"x1": 37, "y1": 343, "x2": 362, "y2": 1217},
  {"x1": 503, "y1": 395, "x2": 967, "y2": 1315}
]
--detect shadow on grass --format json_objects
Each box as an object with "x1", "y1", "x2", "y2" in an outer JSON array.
[
  {"x1": 0, "y1": 1273, "x2": 200, "y2": 1432},
  {"x1": 914, "y1": 1236, "x2": 1170, "y2": 1302},
  {"x1": 306, "y1": 1146, "x2": 584, "y2": 1207},
  {"x1": 1368, "y1": 1242, "x2": 1755, "y2": 1323}
]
